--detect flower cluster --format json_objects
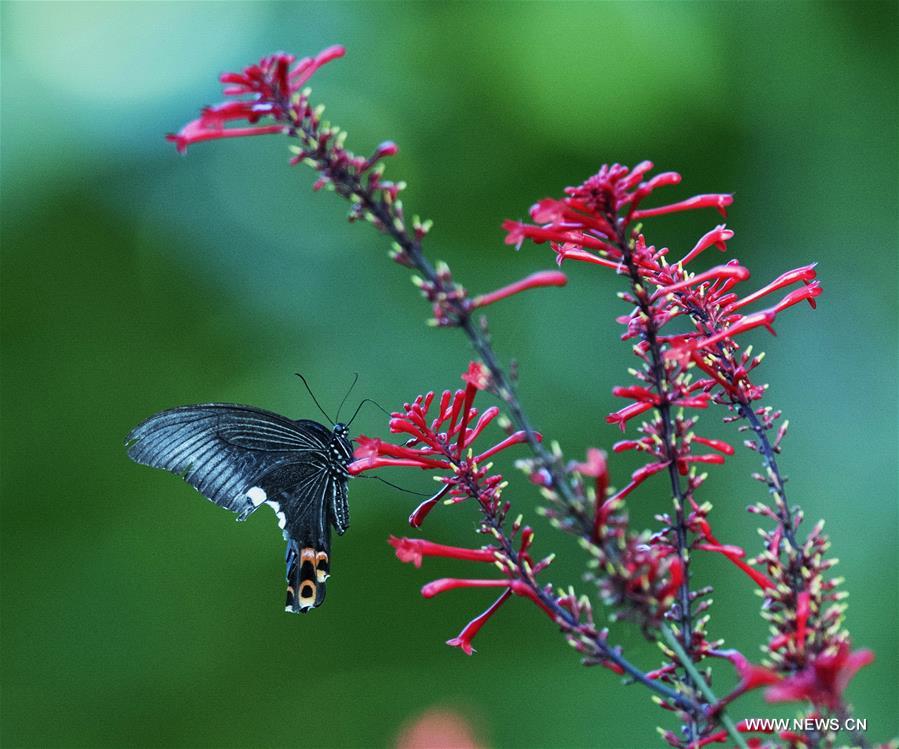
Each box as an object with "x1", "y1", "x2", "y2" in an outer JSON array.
[
  {"x1": 504, "y1": 162, "x2": 820, "y2": 408},
  {"x1": 348, "y1": 364, "x2": 679, "y2": 681},
  {"x1": 168, "y1": 47, "x2": 345, "y2": 153},
  {"x1": 506, "y1": 162, "x2": 871, "y2": 746},
  {"x1": 167, "y1": 47, "x2": 409, "y2": 230},
  {"x1": 348, "y1": 363, "x2": 560, "y2": 654},
  {"x1": 168, "y1": 51, "x2": 878, "y2": 748}
]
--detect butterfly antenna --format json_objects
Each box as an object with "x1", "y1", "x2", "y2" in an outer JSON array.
[
  {"x1": 356, "y1": 474, "x2": 430, "y2": 497},
  {"x1": 347, "y1": 397, "x2": 392, "y2": 427},
  {"x1": 294, "y1": 373, "x2": 334, "y2": 424},
  {"x1": 335, "y1": 372, "x2": 359, "y2": 423}
]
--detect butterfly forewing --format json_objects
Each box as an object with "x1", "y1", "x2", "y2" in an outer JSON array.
[{"x1": 125, "y1": 404, "x2": 352, "y2": 612}]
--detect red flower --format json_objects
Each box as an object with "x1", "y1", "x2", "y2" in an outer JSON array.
[
  {"x1": 348, "y1": 365, "x2": 537, "y2": 509},
  {"x1": 471, "y1": 270, "x2": 567, "y2": 309},
  {"x1": 728, "y1": 650, "x2": 782, "y2": 693},
  {"x1": 690, "y1": 515, "x2": 775, "y2": 590},
  {"x1": 167, "y1": 47, "x2": 345, "y2": 154},
  {"x1": 446, "y1": 589, "x2": 512, "y2": 655},
  {"x1": 765, "y1": 643, "x2": 874, "y2": 710},
  {"x1": 505, "y1": 163, "x2": 823, "y2": 413},
  {"x1": 388, "y1": 536, "x2": 497, "y2": 568},
  {"x1": 460, "y1": 361, "x2": 492, "y2": 392},
  {"x1": 352, "y1": 365, "x2": 569, "y2": 655}
]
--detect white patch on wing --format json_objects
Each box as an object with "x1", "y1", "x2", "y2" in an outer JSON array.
[
  {"x1": 266, "y1": 499, "x2": 287, "y2": 530},
  {"x1": 247, "y1": 486, "x2": 267, "y2": 506}
]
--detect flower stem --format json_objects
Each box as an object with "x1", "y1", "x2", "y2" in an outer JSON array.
[
  {"x1": 737, "y1": 403, "x2": 799, "y2": 553},
  {"x1": 612, "y1": 220, "x2": 703, "y2": 739},
  {"x1": 660, "y1": 625, "x2": 749, "y2": 749},
  {"x1": 366, "y1": 192, "x2": 594, "y2": 537},
  {"x1": 467, "y1": 470, "x2": 701, "y2": 714}
]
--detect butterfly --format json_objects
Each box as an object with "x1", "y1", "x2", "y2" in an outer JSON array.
[{"x1": 125, "y1": 397, "x2": 354, "y2": 613}]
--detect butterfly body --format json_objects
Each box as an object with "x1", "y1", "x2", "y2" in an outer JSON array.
[{"x1": 125, "y1": 404, "x2": 353, "y2": 613}]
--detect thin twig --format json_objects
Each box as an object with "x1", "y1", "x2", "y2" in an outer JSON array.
[{"x1": 661, "y1": 626, "x2": 749, "y2": 749}]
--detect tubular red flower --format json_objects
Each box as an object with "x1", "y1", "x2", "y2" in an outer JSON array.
[
  {"x1": 501, "y1": 222, "x2": 620, "y2": 256},
  {"x1": 667, "y1": 310, "x2": 778, "y2": 360},
  {"x1": 611, "y1": 439, "x2": 647, "y2": 453},
  {"x1": 552, "y1": 244, "x2": 623, "y2": 270},
  {"x1": 598, "y1": 462, "x2": 669, "y2": 515},
  {"x1": 168, "y1": 46, "x2": 345, "y2": 154},
  {"x1": 408, "y1": 492, "x2": 444, "y2": 528},
  {"x1": 288, "y1": 44, "x2": 346, "y2": 86},
  {"x1": 460, "y1": 361, "x2": 491, "y2": 391},
  {"x1": 765, "y1": 643, "x2": 874, "y2": 710},
  {"x1": 715, "y1": 649, "x2": 781, "y2": 706},
  {"x1": 628, "y1": 171, "x2": 682, "y2": 213},
  {"x1": 689, "y1": 351, "x2": 743, "y2": 397},
  {"x1": 606, "y1": 401, "x2": 653, "y2": 430},
  {"x1": 348, "y1": 435, "x2": 450, "y2": 473},
  {"x1": 474, "y1": 430, "x2": 535, "y2": 463},
  {"x1": 201, "y1": 100, "x2": 276, "y2": 124},
  {"x1": 530, "y1": 199, "x2": 614, "y2": 235},
  {"x1": 349, "y1": 455, "x2": 445, "y2": 473},
  {"x1": 455, "y1": 381, "x2": 478, "y2": 450},
  {"x1": 421, "y1": 577, "x2": 556, "y2": 618},
  {"x1": 657, "y1": 557, "x2": 684, "y2": 602},
  {"x1": 773, "y1": 282, "x2": 822, "y2": 313},
  {"x1": 650, "y1": 264, "x2": 750, "y2": 302},
  {"x1": 677, "y1": 225, "x2": 734, "y2": 266},
  {"x1": 620, "y1": 159, "x2": 655, "y2": 190},
  {"x1": 462, "y1": 406, "x2": 500, "y2": 448},
  {"x1": 691, "y1": 436, "x2": 735, "y2": 455},
  {"x1": 673, "y1": 393, "x2": 712, "y2": 410},
  {"x1": 472, "y1": 270, "x2": 568, "y2": 308},
  {"x1": 364, "y1": 141, "x2": 399, "y2": 170},
  {"x1": 680, "y1": 454, "x2": 726, "y2": 466},
  {"x1": 612, "y1": 385, "x2": 660, "y2": 403},
  {"x1": 167, "y1": 122, "x2": 286, "y2": 154},
  {"x1": 695, "y1": 543, "x2": 775, "y2": 590},
  {"x1": 632, "y1": 193, "x2": 733, "y2": 220},
  {"x1": 389, "y1": 536, "x2": 498, "y2": 568},
  {"x1": 446, "y1": 588, "x2": 512, "y2": 655},
  {"x1": 726, "y1": 264, "x2": 818, "y2": 312},
  {"x1": 795, "y1": 590, "x2": 811, "y2": 654},
  {"x1": 528, "y1": 198, "x2": 568, "y2": 224},
  {"x1": 570, "y1": 448, "x2": 610, "y2": 541},
  {"x1": 572, "y1": 447, "x2": 608, "y2": 481}
]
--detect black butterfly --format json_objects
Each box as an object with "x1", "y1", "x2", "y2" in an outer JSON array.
[{"x1": 125, "y1": 402, "x2": 353, "y2": 613}]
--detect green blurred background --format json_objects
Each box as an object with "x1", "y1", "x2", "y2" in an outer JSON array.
[{"x1": 2, "y1": 2, "x2": 896, "y2": 747}]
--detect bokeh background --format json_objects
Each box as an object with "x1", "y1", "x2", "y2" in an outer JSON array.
[{"x1": 2, "y1": 2, "x2": 896, "y2": 747}]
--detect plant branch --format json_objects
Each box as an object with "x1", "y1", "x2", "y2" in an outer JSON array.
[
  {"x1": 661, "y1": 626, "x2": 749, "y2": 749},
  {"x1": 288, "y1": 125, "x2": 593, "y2": 537},
  {"x1": 736, "y1": 402, "x2": 799, "y2": 552},
  {"x1": 612, "y1": 218, "x2": 704, "y2": 739},
  {"x1": 449, "y1": 446, "x2": 703, "y2": 715},
  {"x1": 272, "y1": 106, "x2": 707, "y2": 715}
]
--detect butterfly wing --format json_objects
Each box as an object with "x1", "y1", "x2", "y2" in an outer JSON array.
[
  {"x1": 251, "y1": 461, "x2": 339, "y2": 612},
  {"x1": 125, "y1": 404, "x2": 332, "y2": 516},
  {"x1": 126, "y1": 404, "x2": 346, "y2": 612}
]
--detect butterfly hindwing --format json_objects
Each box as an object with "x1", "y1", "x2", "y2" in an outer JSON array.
[{"x1": 126, "y1": 404, "x2": 353, "y2": 612}]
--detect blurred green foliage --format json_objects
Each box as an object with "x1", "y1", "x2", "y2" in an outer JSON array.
[{"x1": 1, "y1": 2, "x2": 896, "y2": 747}]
